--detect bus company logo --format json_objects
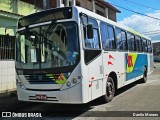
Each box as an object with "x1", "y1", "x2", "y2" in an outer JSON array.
[
  {"x1": 126, "y1": 54, "x2": 138, "y2": 73},
  {"x1": 2, "y1": 112, "x2": 11, "y2": 117},
  {"x1": 127, "y1": 55, "x2": 133, "y2": 67},
  {"x1": 108, "y1": 55, "x2": 115, "y2": 65}
]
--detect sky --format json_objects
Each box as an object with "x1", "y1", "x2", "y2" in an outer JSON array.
[{"x1": 106, "y1": 0, "x2": 160, "y2": 41}]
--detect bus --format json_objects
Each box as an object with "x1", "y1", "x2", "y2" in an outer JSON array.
[{"x1": 15, "y1": 6, "x2": 154, "y2": 104}]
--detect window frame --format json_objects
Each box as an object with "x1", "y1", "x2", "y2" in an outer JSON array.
[
  {"x1": 115, "y1": 27, "x2": 128, "y2": 51},
  {"x1": 83, "y1": 17, "x2": 101, "y2": 50},
  {"x1": 127, "y1": 32, "x2": 136, "y2": 52},
  {"x1": 142, "y1": 38, "x2": 148, "y2": 53},
  {"x1": 147, "y1": 40, "x2": 152, "y2": 53},
  {"x1": 135, "y1": 35, "x2": 143, "y2": 52},
  {"x1": 100, "y1": 22, "x2": 116, "y2": 51}
]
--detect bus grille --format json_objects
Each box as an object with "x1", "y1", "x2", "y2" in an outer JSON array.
[{"x1": 24, "y1": 75, "x2": 56, "y2": 84}]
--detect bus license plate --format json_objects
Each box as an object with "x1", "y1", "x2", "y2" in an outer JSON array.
[{"x1": 35, "y1": 95, "x2": 47, "y2": 100}]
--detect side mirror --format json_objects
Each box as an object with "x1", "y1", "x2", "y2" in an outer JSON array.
[{"x1": 87, "y1": 24, "x2": 94, "y2": 39}]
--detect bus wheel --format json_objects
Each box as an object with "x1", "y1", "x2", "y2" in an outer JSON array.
[
  {"x1": 102, "y1": 77, "x2": 115, "y2": 103},
  {"x1": 141, "y1": 67, "x2": 147, "y2": 83}
]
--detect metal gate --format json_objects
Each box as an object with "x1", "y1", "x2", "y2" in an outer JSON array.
[{"x1": 0, "y1": 35, "x2": 15, "y2": 60}]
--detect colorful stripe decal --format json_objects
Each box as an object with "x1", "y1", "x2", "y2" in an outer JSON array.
[{"x1": 126, "y1": 53, "x2": 148, "y2": 81}]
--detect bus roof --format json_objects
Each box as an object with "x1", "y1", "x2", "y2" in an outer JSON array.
[{"x1": 74, "y1": 6, "x2": 151, "y2": 40}]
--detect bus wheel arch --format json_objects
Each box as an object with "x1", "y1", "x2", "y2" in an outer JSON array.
[
  {"x1": 140, "y1": 65, "x2": 147, "y2": 83},
  {"x1": 108, "y1": 72, "x2": 118, "y2": 90},
  {"x1": 102, "y1": 72, "x2": 117, "y2": 103}
]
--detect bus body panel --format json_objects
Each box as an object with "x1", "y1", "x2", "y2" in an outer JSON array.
[
  {"x1": 102, "y1": 51, "x2": 126, "y2": 89},
  {"x1": 17, "y1": 82, "x2": 82, "y2": 104},
  {"x1": 86, "y1": 53, "x2": 103, "y2": 101},
  {"x1": 17, "y1": 63, "x2": 83, "y2": 104},
  {"x1": 125, "y1": 53, "x2": 148, "y2": 81},
  {"x1": 16, "y1": 6, "x2": 154, "y2": 104}
]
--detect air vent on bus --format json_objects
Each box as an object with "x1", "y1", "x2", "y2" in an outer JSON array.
[{"x1": 24, "y1": 75, "x2": 56, "y2": 84}]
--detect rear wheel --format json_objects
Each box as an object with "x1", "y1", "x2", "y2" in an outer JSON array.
[
  {"x1": 140, "y1": 67, "x2": 147, "y2": 83},
  {"x1": 102, "y1": 77, "x2": 115, "y2": 103}
]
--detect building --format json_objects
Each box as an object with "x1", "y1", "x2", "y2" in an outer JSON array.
[
  {"x1": 0, "y1": 0, "x2": 120, "y2": 36},
  {"x1": 21, "y1": 0, "x2": 120, "y2": 22},
  {"x1": 0, "y1": 0, "x2": 40, "y2": 92},
  {"x1": 152, "y1": 41, "x2": 160, "y2": 62},
  {"x1": 0, "y1": 0, "x2": 120, "y2": 93}
]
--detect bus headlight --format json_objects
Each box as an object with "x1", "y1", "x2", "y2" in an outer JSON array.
[
  {"x1": 72, "y1": 78, "x2": 77, "y2": 84},
  {"x1": 16, "y1": 79, "x2": 25, "y2": 89},
  {"x1": 66, "y1": 81, "x2": 71, "y2": 87}
]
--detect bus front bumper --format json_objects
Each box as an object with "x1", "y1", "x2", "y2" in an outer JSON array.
[{"x1": 17, "y1": 83, "x2": 82, "y2": 104}]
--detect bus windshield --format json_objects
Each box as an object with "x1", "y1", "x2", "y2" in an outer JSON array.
[{"x1": 16, "y1": 22, "x2": 79, "y2": 70}]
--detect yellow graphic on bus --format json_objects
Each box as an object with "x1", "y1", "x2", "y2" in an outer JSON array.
[
  {"x1": 46, "y1": 73, "x2": 67, "y2": 84},
  {"x1": 126, "y1": 53, "x2": 138, "y2": 73}
]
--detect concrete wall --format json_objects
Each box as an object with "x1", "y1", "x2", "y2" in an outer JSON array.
[{"x1": 0, "y1": 60, "x2": 16, "y2": 93}]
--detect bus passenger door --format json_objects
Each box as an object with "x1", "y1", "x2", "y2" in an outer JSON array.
[
  {"x1": 83, "y1": 26, "x2": 103, "y2": 101},
  {"x1": 84, "y1": 49, "x2": 103, "y2": 100}
]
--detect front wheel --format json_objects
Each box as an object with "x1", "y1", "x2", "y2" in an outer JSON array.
[{"x1": 102, "y1": 77, "x2": 115, "y2": 103}]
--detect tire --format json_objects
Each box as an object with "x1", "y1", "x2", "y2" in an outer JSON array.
[
  {"x1": 102, "y1": 77, "x2": 115, "y2": 103},
  {"x1": 140, "y1": 67, "x2": 147, "y2": 83}
]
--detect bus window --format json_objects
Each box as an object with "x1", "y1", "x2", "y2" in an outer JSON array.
[
  {"x1": 115, "y1": 28, "x2": 127, "y2": 51},
  {"x1": 139, "y1": 38, "x2": 143, "y2": 52},
  {"x1": 135, "y1": 36, "x2": 139, "y2": 51},
  {"x1": 135, "y1": 36, "x2": 142, "y2": 52},
  {"x1": 100, "y1": 22, "x2": 116, "y2": 50},
  {"x1": 84, "y1": 18, "x2": 100, "y2": 49},
  {"x1": 127, "y1": 33, "x2": 135, "y2": 51},
  {"x1": 147, "y1": 40, "x2": 152, "y2": 53},
  {"x1": 142, "y1": 38, "x2": 148, "y2": 52}
]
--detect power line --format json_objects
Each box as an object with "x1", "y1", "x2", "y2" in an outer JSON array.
[
  {"x1": 123, "y1": 0, "x2": 159, "y2": 11},
  {"x1": 143, "y1": 32, "x2": 160, "y2": 35},
  {"x1": 142, "y1": 30, "x2": 160, "y2": 34},
  {"x1": 109, "y1": 2, "x2": 160, "y2": 21}
]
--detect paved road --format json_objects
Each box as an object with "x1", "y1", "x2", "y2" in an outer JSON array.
[{"x1": 0, "y1": 63, "x2": 160, "y2": 120}]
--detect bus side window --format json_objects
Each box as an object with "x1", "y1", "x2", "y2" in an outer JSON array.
[
  {"x1": 115, "y1": 27, "x2": 127, "y2": 51},
  {"x1": 139, "y1": 37, "x2": 143, "y2": 52},
  {"x1": 147, "y1": 40, "x2": 152, "y2": 53},
  {"x1": 135, "y1": 36, "x2": 139, "y2": 52},
  {"x1": 84, "y1": 18, "x2": 100, "y2": 49},
  {"x1": 135, "y1": 36, "x2": 142, "y2": 52},
  {"x1": 100, "y1": 22, "x2": 115, "y2": 50},
  {"x1": 127, "y1": 33, "x2": 135, "y2": 51},
  {"x1": 142, "y1": 38, "x2": 147, "y2": 52}
]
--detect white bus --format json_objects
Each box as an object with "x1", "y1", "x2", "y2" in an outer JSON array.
[{"x1": 15, "y1": 6, "x2": 154, "y2": 104}]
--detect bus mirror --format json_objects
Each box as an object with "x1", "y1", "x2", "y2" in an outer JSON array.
[{"x1": 87, "y1": 24, "x2": 93, "y2": 39}]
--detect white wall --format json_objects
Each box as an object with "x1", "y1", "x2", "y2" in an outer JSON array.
[{"x1": 0, "y1": 60, "x2": 16, "y2": 93}]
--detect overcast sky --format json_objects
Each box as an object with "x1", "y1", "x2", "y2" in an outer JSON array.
[{"x1": 106, "y1": 0, "x2": 160, "y2": 41}]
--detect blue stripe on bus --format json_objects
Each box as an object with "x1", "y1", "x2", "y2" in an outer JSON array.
[{"x1": 126, "y1": 54, "x2": 148, "y2": 81}]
